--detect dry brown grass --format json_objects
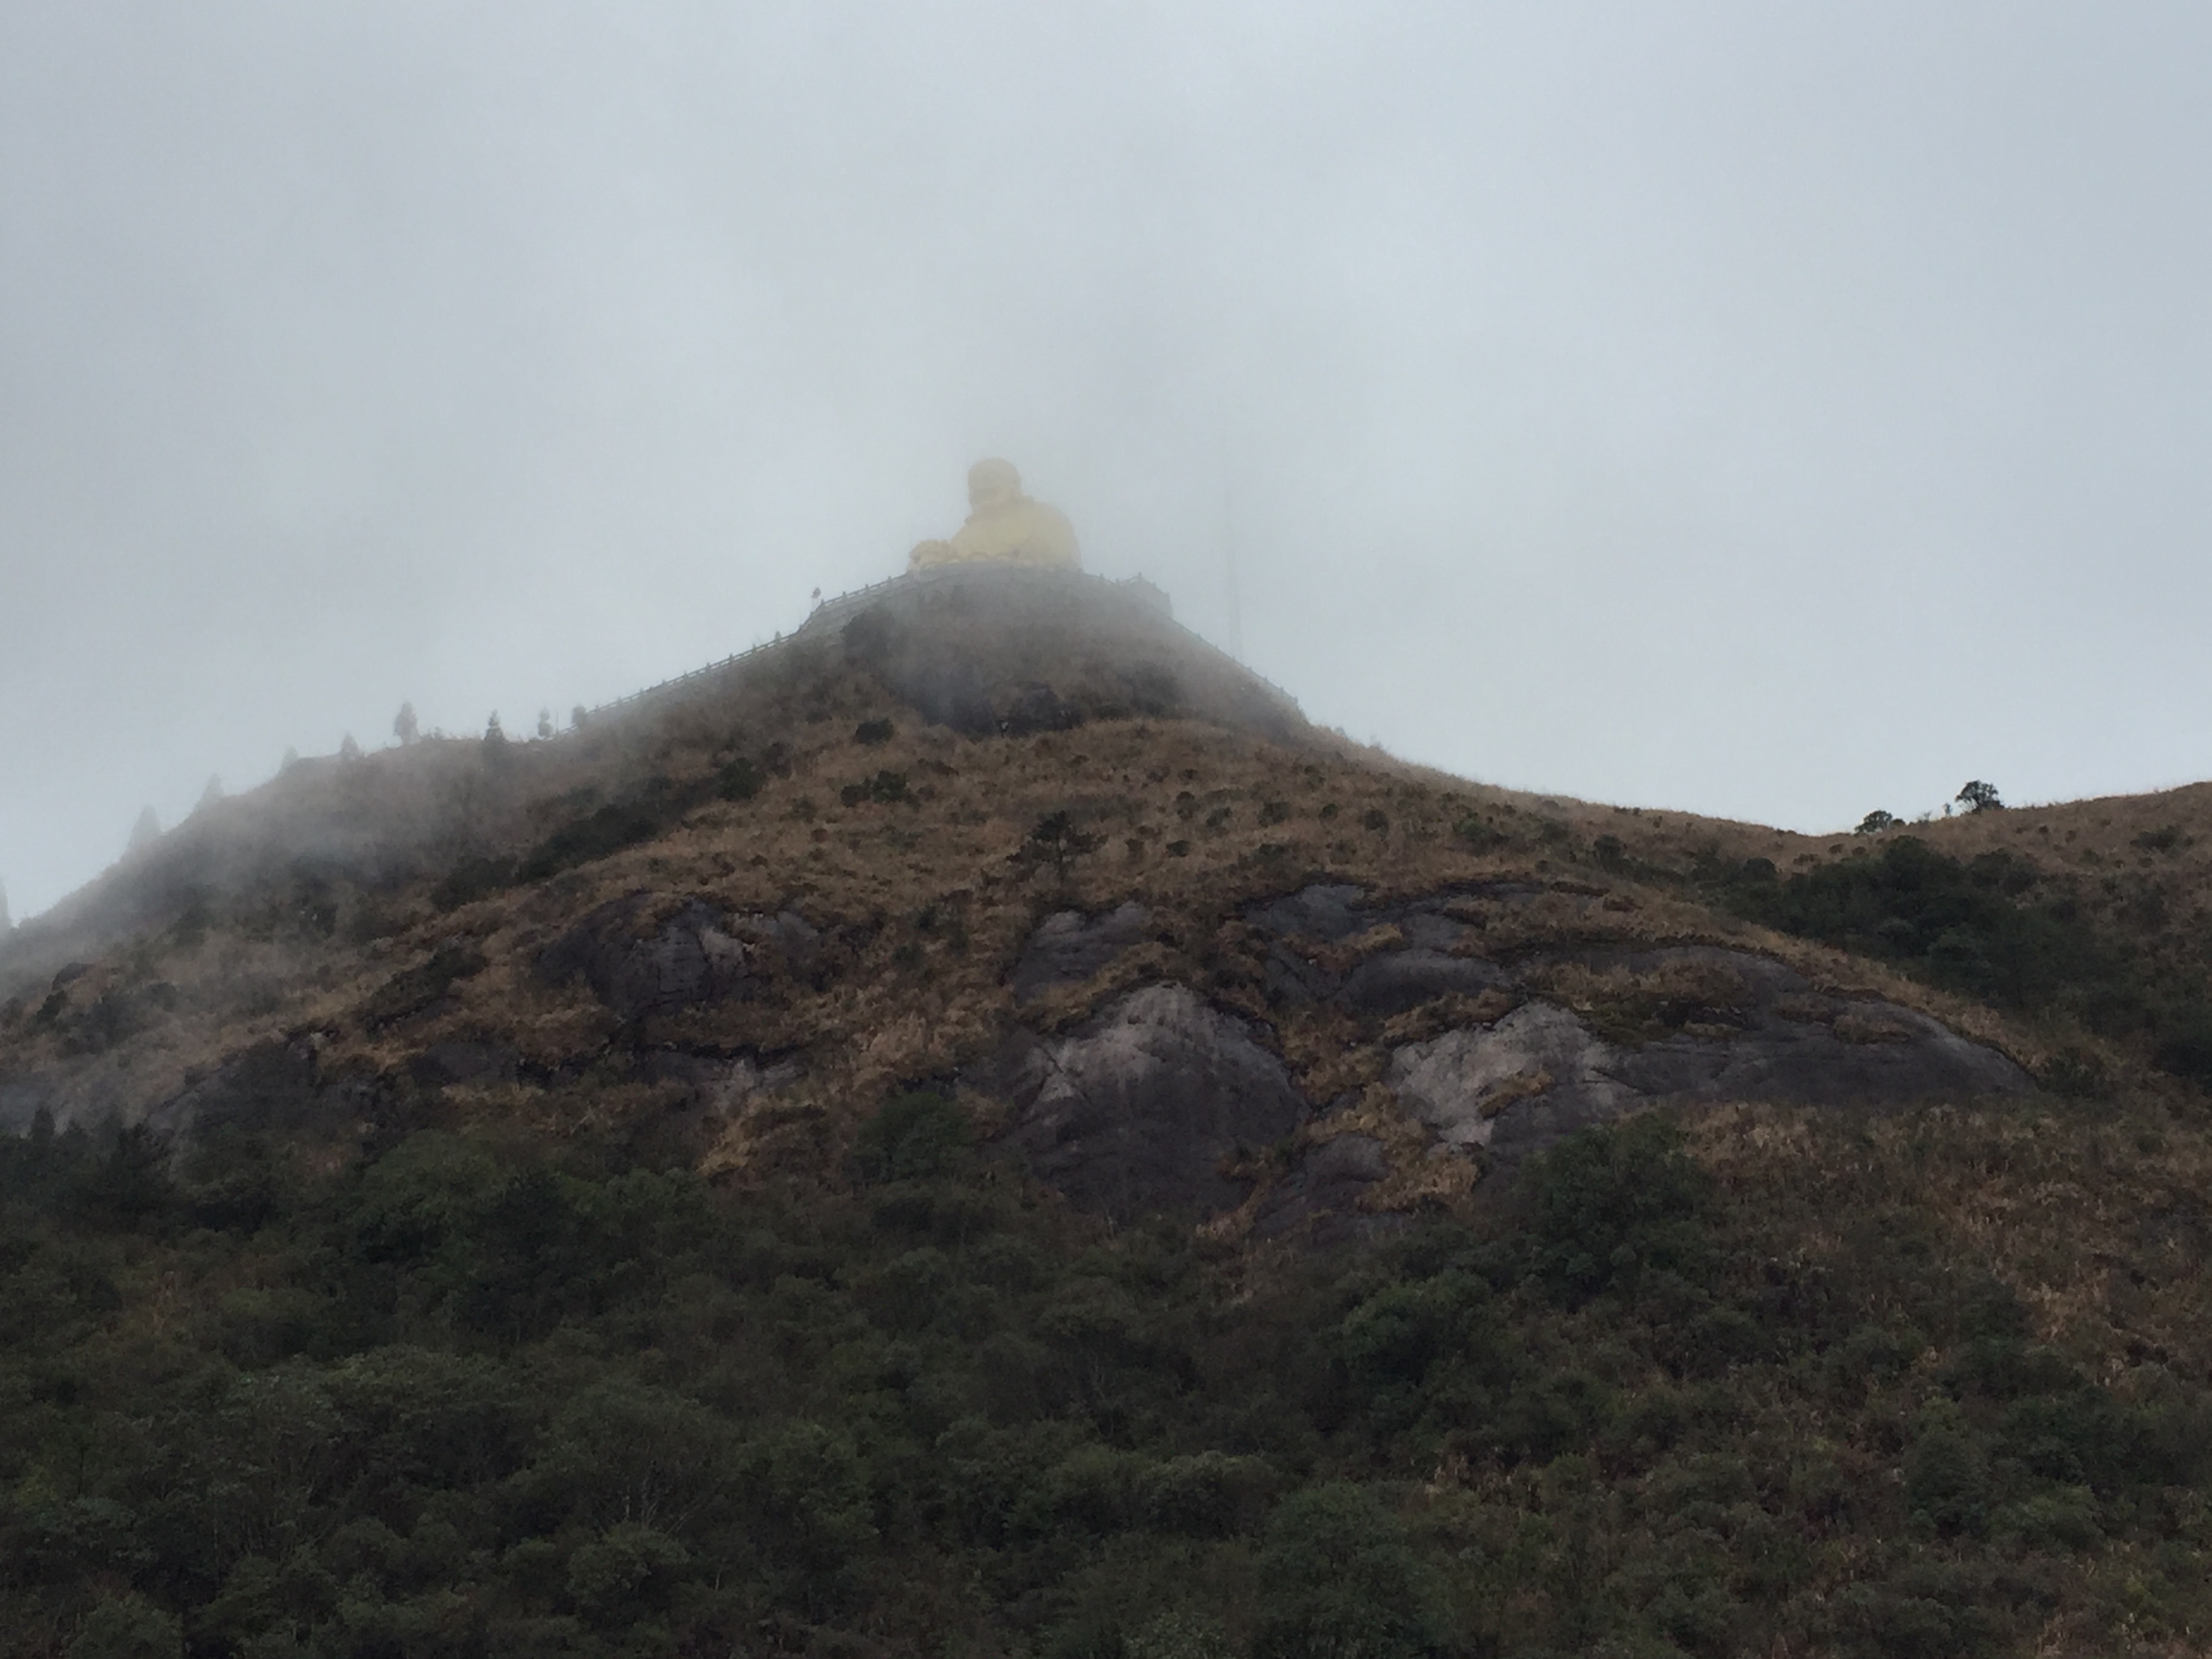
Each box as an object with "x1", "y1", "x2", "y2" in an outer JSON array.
[{"x1": 3, "y1": 635, "x2": 2208, "y2": 1202}]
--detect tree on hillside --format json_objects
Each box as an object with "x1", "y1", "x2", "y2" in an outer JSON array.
[
  {"x1": 196, "y1": 777, "x2": 224, "y2": 814},
  {"x1": 1856, "y1": 810, "x2": 1898, "y2": 835},
  {"x1": 484, "y1": 712, "x2": 507, "y2": 749},
  {"x1": 127, "y1": 806, "x2": 161, "y2": 853},
  {"x1": 394, "y1": 702, "x2": 419, "y2": 746},
  {"x1": 571, "y1": 705, "x2": 590, "y2": 733},
  {"x1": 1016, "y1": 811, "x2": 1103, "y2": 884},
  {"x1": 537, "y1": 708, "x2": 554, "y2": 741},
  {"x1": 339, "y1": 733, "x2": 363, "y2": 762},
  {"x1": 1957, "y1": 780, "x2": 2003, "y2": 814},
  {"x1": 0, "y1": 880, "x2": 11, "y2": 933}
]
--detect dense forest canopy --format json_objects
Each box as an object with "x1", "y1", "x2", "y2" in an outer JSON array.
[{"x1": 5, "y1": 1082, "x2": 2211, "y2": 1658}]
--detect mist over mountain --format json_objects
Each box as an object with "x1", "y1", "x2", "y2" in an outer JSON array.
[{"x1": 7, "y1": 4, "x2": 2212, "y2": 922}]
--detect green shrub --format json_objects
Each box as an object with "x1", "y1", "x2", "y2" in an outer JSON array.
[
  {"x1": 840, "y1": 769, "x2": 909, "y2": 806},
  {"x1": 428, "y1": 854, "x2": 512, "y2": 912},
  {"x1": 1904, "y1": 1404, "x2": 1989, "y2": 1536},
  {"x1": 716, "y1": 755, "x2": 763, "y2": 800},
  {"x1": 1836, "y1": 1563, "x2": 1999, "y2": 1659},
  {"x1": 66, "y1": 1597, "x2": 181, "y2": 1659},
  {"x1": 1993, "y1": 1486, "x2": 2102, "y2": 1551},
  {"x1": 1517, "y1": 1115, "x2": 1714, "y2": 1305},
  {"x1": 516, "y1": 800, "x2": 664, "y2": 882},
  {"x1": 1254, "y1": 1483, "x2": 1443, "y2": 1659},
  {"x1": 1453, "y1": 815, "x2": 1506, "y2": 852},
  {"x1": 853, "y1": 1091, "x2": 971, "y2": 1183}
]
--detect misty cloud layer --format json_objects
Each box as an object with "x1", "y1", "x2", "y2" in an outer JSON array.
[{"x1": 5, "y1": 2, "x2": 2209, "y2": 917}]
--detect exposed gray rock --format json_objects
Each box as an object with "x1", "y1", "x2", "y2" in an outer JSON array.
[
  {"x1": 985, "y1": 983, "x2": 1306, "y2": 1221},
  {"x1": 1392, "y1": 1004, "x2": 1637, "y2": 1156},
  {"x1": 538, "y1": 895, "x2": 820, "y2": 1020},
  {"x1": 985, "y1": 889, "x2": 2039, "y2": 1236},
  {"x1": 1254, "y1": 1132, "x2": 1397, "y2": 1245},
  {"x1": 1336, "y1": 948, "x2": 1506, "y2": 1016},
  {"x1": 1398, "y1": 912, "x2": 1480, "y2": 953},
  {"x1": 1261, "y1": 947, "x2": 1338, "y2": 1008},
  {"x1": 141, "y1": 1037, "x2": 378, "y2": 1144},
  {"x1": 409, "y1": 1040, "x2": 520, "y2": 1088},
  {"x1": 1012, "y1": 902, "x2": 1151, "y2": 1003},
  {"x1": 1245, "y1": 884, "x2": 1368, "y2": 943},
  {"x1": 1391, "y1": 947, "x2": 2032, "y2": 1163},
  {"x1": 1246, "y1": 882, "x2": 1500, "y2": 1011}
]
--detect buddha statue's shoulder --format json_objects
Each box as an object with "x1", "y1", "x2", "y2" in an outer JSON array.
[
  {"x1": 1010, "y1": 499, "x2": 1080, "y2": 568},
  {"x1": 945, "y1": 499, "x2": 1080, "y2": 569}
]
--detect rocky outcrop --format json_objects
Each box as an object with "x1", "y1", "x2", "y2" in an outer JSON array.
[
  {"x1": 980, "y1": 884, "x2": 2034, "y2": 1235},
  {"x1": 1247, "y1": 885, "x2": 1500, "y2": 1012},
  {"x1": 140, "y1": 1036, "x2": 386, "y2": 1146},
  {"x1": 1252, "y1": 1132, "x2": 1393, "y2": 1244},
  {"x1": 1391, "y1": 1003, "x2": 1630, "y2": 1155},
  {"x1": 985, "y1": 983, "x2": 1304, "y2": 1222},
  {"x1": 1336, "y1": 949, "x2": 1506, "y2": 1016},
  {"x1": 537, "y1": 895, "x2": 821, "y2": 1021},
  {"x1": 1011, "y1": 902, "x2": 1151, "y2": 1003},
  {"x1": 1389, "y1": 945, "x2": 2030, "y2": 1162}
]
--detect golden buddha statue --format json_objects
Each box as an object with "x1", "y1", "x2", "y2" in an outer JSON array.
[{"x1": 909, "y1": 458, "x2": 1081, "y2": 572}]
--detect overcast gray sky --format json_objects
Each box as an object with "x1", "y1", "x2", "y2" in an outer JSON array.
[{"x1": 5, "y1": 1, "x2": 2209, "y2": 919}]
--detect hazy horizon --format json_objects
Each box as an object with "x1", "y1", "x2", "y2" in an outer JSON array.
[{"x1": 6, "y1": 2, "x2": 2210, "y2": 920}]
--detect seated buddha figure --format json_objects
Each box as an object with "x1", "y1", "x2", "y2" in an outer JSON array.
[{"x1": 909, "y1": 458, "x2": 1081, "y2": 572}]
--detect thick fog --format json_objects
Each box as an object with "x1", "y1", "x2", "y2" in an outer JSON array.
[{"x1": 4, "y1": 2, "x2": 2209, "y2": 918}]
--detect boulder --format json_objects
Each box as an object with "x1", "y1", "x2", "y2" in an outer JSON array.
[
  {"x1": 538, "y1": 895, "x2": 820, "y2": 1020},
  {"x1": 986, "y1": 983, "x2": 1305, "y2": 1221},
  {"x1": 1011, "y1": 902, "x2": 1151, "y2": 1003},
  {"x1": 1391, "y1": 1004, "x2": 1636, "y2": 1156}
]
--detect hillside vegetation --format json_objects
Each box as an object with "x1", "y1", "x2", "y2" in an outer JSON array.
[{"x1": 1, "y1": 570, "x2": 2210, "y2": 1658}]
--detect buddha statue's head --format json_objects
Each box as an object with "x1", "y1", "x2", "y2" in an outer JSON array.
[{"x1": 967, "y1": 457, "x2": 1023, "y2": 514}]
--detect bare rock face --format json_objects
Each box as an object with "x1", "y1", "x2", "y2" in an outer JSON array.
[
  {"x1": 1336, "y1": 949, "x2": 1507, "y2": 1016},
  {"x1": 1391, "y1": 946, "x2": 2032, "y2": 1162},
  {"x1": 142, "y1": 1036, "x2": 384, "y2": 1145},
  {"x1": 987, "y1": 983, "x2": 1305, "y2": 1222},
  {"x1": 1252, "y1": 1132, "x2": 1393, "y2": 1245},
  {"x1": 1392, "y1": 1003, "x2": 1635, "y2": 1155},
  {"x1": 975, "y1": 883, "x2": 2038, "y2": 1241},
  {"x1": 537, "y1": 895, "x2": 821, "y2": 1021},
  {"x1": 1011, "y1": 902, "x2": 1151, "y2": 1004}
]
